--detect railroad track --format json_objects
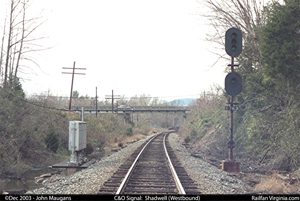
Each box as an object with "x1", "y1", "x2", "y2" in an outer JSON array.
[{"x1": 98, "y1": 132, "x2": 200, "y2": 194}]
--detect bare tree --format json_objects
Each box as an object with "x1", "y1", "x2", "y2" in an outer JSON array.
[
  {"x1": 0, "y1": 17, "x2": 7, "y2": 82},
  {"x1": 201, "y1": 0, "x2": 266, "y2": 66},
  {"x1": 1, "y1": 0, "x2": 48, "y2": 90},
  {"x1": 3, "y1": 0, "x2": 16, "y2": 89}
]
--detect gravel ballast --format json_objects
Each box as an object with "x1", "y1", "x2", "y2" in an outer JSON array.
[
  {"x1": 26, "y1": 134, "x2": 156, "y2": 194},
  {"x1": 168, "y1": 133, "x2": 253, "y2": 194},
  {"x1": 27, "y1": 132, "x2": 253, "y2": 194}
]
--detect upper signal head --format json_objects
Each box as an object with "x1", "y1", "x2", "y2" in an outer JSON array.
[{"x1": 225, "y1": 28, "x2": 242, "y2": 57}]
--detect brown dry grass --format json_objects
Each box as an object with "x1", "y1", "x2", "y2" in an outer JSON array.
[
  {"x1": 107, "y1": 128, "x2": 168, "y2": 150},
  {"x1": 108, "y1": 133, "x2": 147, "y2": 149},
  {"x1": 0, "y1": 179, "x2": 5, "y2": 193},
  {"x1": 150, "y1": 128, "x2": 170, "y2": 133},
  {"x1": 107, "y1": 129, "x2": 163, "y2": 150},
  {"x1": 254, "y1": 173, "x2": 299, "y2": 194}
]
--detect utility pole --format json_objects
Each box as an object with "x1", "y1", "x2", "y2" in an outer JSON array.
[
  {"x1": 105, "y1": 90, "x2": 120, "y2": 113},
  {"x1": 62, "y1": 61, "x2": 86, "y2": 110}
]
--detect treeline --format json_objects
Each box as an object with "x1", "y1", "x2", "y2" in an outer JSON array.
[
  {"x1": 28, "y1": 92, "x2": 169, "y2": 110},
  {"x1": 181, "y1": 0, "x2": 300, "y2": 171},
  {"x1": 29, "y1": 92, "x2": 186, "y2": 129}
]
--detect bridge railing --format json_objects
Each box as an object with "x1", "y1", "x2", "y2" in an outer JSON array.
[{"x1": 72, "y1": 105, "x2": 189, "y2": 112}]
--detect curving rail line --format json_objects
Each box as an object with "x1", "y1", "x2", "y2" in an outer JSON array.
[
  {"x1": 163, "y1": 134, "x2": 185, "y2": 194},
  {"x1": 115, "y1": 133, "x2": 162, "y2": 194},
  {"x1": 98, "y1": 132, "x2": 200, "y2": 194}
]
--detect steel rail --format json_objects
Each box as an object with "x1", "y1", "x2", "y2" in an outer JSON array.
[
  {"x1": 115, "y1": 133, "x2": 158, "y2": 194},
  {"x1": 116, "y1": 132, "x2": 186, "y2": 194},
  {"x1": 163, "y1": 134, "x2": 186, "y2": 194}
]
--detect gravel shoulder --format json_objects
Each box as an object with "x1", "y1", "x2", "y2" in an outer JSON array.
[
  {"x1": 27, "y1": 132, "x2": 254, "y2": 194},
  {"x1": 168, "y1": 132, "x2": 254, "y2": 194},
  {"x1": 26, "y1": 134, "x2": 156, "y2": 194}
]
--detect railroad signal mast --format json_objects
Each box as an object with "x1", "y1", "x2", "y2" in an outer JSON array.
[{"x1": 223, "y1": 28, "x2": 243, "y2": 173}]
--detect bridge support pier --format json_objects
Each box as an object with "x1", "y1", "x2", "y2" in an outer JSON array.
[
  {"x1": 124, "y1": 113, "x2": 131, "y2": 124},
  {"x1": 183, "y1": 114, "x2": 187, "y2": 125}
]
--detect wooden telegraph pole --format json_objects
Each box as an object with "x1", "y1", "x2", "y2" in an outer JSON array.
[
  {"x1": 105, "y1": 90, "x2": 120, "y2": 113},
  {"x1": 62, "y1": 62, "x2": 86, "y2": 110}
]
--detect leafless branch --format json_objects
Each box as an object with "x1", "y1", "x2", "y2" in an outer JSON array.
[
  {"x1": 200, "y1": 0, "x2": 265, "y2": 63},
  {"x1": 2, "y1": 0, "x2": 49, "y2": 89}
]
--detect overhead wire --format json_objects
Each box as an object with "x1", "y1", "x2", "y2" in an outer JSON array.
[{"x1": 29, "y1": 94, "x2": 202, "y2": 100}]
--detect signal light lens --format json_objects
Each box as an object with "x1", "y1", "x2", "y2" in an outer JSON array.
[
  {"x1": 225, "y1": 28, "x2": 242, "y2": 57},
  {"x1": 231, "y1": 33, "x2": 237, "y2": 51},
  {"x1": 231, "y1": 78, "x2": 237, "y2": 84}
]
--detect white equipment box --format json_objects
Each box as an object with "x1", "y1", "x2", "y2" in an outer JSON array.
[{"x1": 69, "y1": 121, "x2": 87, "y2": 151}]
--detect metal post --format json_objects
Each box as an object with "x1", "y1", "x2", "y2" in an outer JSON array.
[
  {"x1": 116, "y1": 101, "x2": 118, "y2": 114},
  {"x1": 229, "y1": 96, "x2": 234, "y2": 160},
  {"x1": 69, "y1": 62, "x2": 76, "y2": 110},
  {"x1": 70, "y1": 122, "x2": 77, "y2": 164},
  {"x1": 96, "y1": 87, "x2": 98, "y2": 117},
  {"x1": 112, "y1": 90, "x2": 114, "y2": 113},
  {"x1": 229, "y1": 56, "x2": 234, "y2": 161},
  {"x1": 81, "y1": 107, "x2": 84, "y2": 121},
  {"x1": 231, "y1": 56, "x2": 234, "y2": 72}
]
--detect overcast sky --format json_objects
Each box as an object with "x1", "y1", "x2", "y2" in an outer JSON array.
[{"x1": 1, "y1": 0, "x2": 226, "y2": 101}]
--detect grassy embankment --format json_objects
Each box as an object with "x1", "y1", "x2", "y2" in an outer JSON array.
[
  {"x1": 178, "y1": 87, "x2": 300, "y2": 194},
  {"x1": 0, "y1": 90, "x2": 150, "y2": 190}
]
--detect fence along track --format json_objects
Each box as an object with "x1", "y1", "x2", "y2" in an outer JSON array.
[{"x1": 98, "y1": 132, "x2": 200, "y2": 194}]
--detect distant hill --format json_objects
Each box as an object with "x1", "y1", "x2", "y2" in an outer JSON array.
[{"x1": 167, "y1": 98, "x2": 195, "y2": 106}]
